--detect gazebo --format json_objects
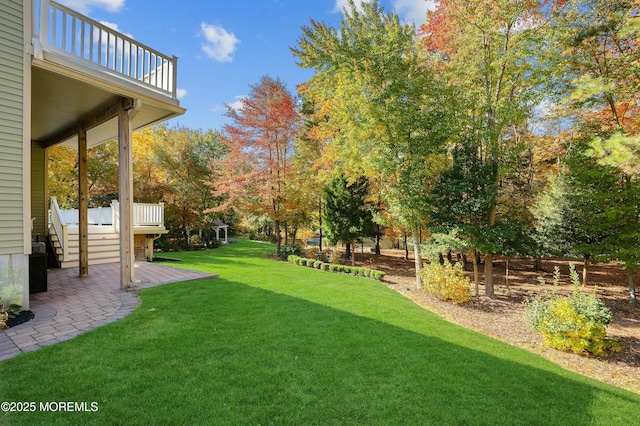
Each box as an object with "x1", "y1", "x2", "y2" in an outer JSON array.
[{"x1": 212, "y1": 220, "x2": 229, "y2": 243}]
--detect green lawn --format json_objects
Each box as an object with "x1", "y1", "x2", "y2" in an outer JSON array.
[{"x1": 1, "y1": 239, "x2": 638, "y2": 425}]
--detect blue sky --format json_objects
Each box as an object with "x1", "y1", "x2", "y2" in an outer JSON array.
[{"x1": 58, "y1": 0, "x2": 434, "y2": 131}]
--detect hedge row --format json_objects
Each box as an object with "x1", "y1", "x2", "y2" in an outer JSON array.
[{"x1": 287, "y1": 255, "x2": 385, "y2": 281}]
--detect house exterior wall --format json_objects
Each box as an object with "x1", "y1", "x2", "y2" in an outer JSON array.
[
  {"x1": 0, "y1": 0, "x2": 25, "y2": 255},
  {"x1": 0, "y1": 0, "x2": 30, "y2": 309}
]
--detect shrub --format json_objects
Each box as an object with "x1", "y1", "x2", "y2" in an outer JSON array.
[
  {"x1": 420, "y1": 262, "x2": 471, "y2": 304},
  {"x1": 279, "y1": 244, "x2": 301, "y2": 260},
  {"x1": 524, "y1": 263, "x2": 619, "y2": 356},
  {"x1": 372, "y1": 271, "x2": 386, "y2": 281},
  {"x1": 302, "y1": 247, "x2": 319, "y2": 259},
  {"x1": 328, "y1": 249, "x2": 342, "y2": 264},
  {"x1": 287, "y1": 255, "x2": 383, "y2": 281}
]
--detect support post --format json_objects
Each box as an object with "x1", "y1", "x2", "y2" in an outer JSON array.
[
  {"x1": 78, "y1": 126, "x2": 89, "y2": 277},
  {"x1": 118, "y1": 99, "x2": 135, "y2": 288}
]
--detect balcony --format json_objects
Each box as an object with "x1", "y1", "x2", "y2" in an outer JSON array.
[{"x1": 30, "y1": 0, "x2": 185, "y2": 149}]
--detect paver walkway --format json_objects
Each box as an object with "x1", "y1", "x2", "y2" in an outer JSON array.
[{"x1": 0, "y1": 262, "x2": 216, "y2": 361}]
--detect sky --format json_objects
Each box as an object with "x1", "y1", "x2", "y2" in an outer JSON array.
[{"x1": 57, "y1": 0, "x2": 435, "y2": 132}]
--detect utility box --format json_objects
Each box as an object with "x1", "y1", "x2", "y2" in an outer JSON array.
[{"x1": 29, "y1": 242, "x2": 48, "y2": 293}]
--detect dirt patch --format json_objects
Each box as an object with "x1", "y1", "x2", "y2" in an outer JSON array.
[{"x1": 354, "y1": 249, "x2": 640, "y2": 394}]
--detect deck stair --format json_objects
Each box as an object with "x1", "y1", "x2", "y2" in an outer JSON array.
[
  {"x1": 50, "y1": 225, "x2": 121, "y2": 268},
  {"x1": 48, "y1": 197, "x2": 167, "y2": 268}
]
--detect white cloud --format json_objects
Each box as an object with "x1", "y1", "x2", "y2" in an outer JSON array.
[
  {"x1": 334, "y1": 0, "x2": 435, "y2": 26},
  {"x1": 58, "y1": 0, "x2": 125, "y2": 14},
  {"x1": 227, "y1": 96, "x2": 245, "y2": 112},
  {"x1": 211, "y1": 96, "x2": 246, "y2": 115},
  {"x1": 334, "y1": 0, "x2": 366, "y2": 13},
  {"x1": 99, "y1": 21, "x2": 132, "y2": 38},
  {"x1": 392, "y1": 0, "x2": 434, "y2": 26},
  {"x1": 176, "y1": 88, "x2": 187, "y2": 100},
  {"x1": 200, "y1": 23, "x2": 240, "y2": 62}
]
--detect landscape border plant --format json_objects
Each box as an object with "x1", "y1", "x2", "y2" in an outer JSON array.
[
  {"x1": 287, "y1": 255, "x2": 385, "y2": 281},
  {"x1": 419, "y1": 262, "x2": 471, "y2": 304},
  {"x1": 278, "y1": 243, "x2": 302, "y2": 260},
  {"x1": 524, "y1": 263, "x2": 619, "y2": 356}
]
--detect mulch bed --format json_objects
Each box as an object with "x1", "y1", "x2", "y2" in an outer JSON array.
[
  {"x1": 5, "y1": 310, "x2": 35, "y2": 328},
  {"x1": 350, "y1": 249, "x2": 640, "y2": 394}
]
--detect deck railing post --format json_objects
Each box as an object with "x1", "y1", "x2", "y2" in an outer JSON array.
[
  {"x1": 172, "y1": 56, "x2": 178, "y2": 98},
  {"x1": 39, "y1": 0, "x2": 50, "y2": 50}
]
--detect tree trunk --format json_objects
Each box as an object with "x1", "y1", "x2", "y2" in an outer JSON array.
[
  {"x1": 411, "y1": 227, "x2": 422, "y2": 289},
  {"x1": 346, "y1": 242, "x2": 352, "y2": 263},
  {"x1": 471, "y1": 246, "x2": 479, "y2": 297},
  {"x1": 484, "y1": 252, "x2": 496, "y2": 298},
  {"x1": 458, "y1": 253, "x2": 466, "y2": 270},
  {"x1": 318, "y1": 198, "x2": 323, "y2": 252},
  {"x1": 375, "y1": 225, "x2": 381, "y2": 256},
  {"x1": 533, "y1": 257, "x2": 542, "y2": 272},
  {"x1": 275, "y1": 219, "x2": 281, "y2": 255},
  {"x1": 284, "y1": 222, "x2": 289, "y2": 245},
  {"x1": 627, "y1": 267, "x2": 637, "y2": 304},
  {"x1": 351, "y1": 241, "x2": 356, "y2": 266},
  {"x1": 505, "y1": 258, "x2": 510, "y2": 293},
  {"x1": 582, "y1": 257, "x2": 590, "y2": 287},
  {"x1": 404, "y1": 232, "x2": 409, "y2": 261},
  {"x1": 183, "y1": 225, "x2": 190, "y2": 249}
]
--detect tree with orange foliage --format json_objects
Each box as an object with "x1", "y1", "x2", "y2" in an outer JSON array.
[{"x1": 211, "y1": 76, "x2": 300, "y2": 254}]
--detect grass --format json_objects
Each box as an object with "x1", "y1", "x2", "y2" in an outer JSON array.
[{"x1": 1, "y1": 239, "x2": 639, "y2": 425}]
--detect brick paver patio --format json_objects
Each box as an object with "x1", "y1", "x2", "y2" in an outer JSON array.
[{"x1": 0, "y1": 262, "x2": 216, "y2": 360}]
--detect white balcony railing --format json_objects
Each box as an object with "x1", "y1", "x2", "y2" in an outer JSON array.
[
  {"x1": 51, "y1": 200, "x2": 165, "y2": 228},
  {"x1": 49, "y1": 197, "x2": 70, "y2": 260},
  {"x1": 133, "y1": 202, "x2": 165, "y2": 226},
  {"x1": 33, "y1": 0, "x2": 178, "y2": 98}
]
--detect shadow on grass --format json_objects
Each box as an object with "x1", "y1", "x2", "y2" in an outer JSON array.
[{"x1": 1, "y1": 274, "x2": 638, "y2": 425}]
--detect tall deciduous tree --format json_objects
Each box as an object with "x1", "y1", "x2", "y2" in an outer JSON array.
[
  {"x1": 48, "y1": 145, "x2": 80, "y2": 209},
  {"x1": 154, "y1": 126, "x2": 226, "y2": 249},
  {"x1": 211, "y1": 76, "x2": 300, "y2": 254},
  {"x1": 289, "y1": 93, "x2": 333, "y2": 249},
  {"x1": 293, "y1": 0, "x2": 452, "y2": 288},
  {"x1": 420, "y1": 0, "x2": 549, "y2": 297}
]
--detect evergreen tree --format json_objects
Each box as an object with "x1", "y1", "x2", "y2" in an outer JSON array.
[
  {"x1": 566, "y1": 140, "x2": 639, "y2": 303},
  {"x1": 323, "y1": 175, "x2": 375, "y2": 265},
  {"x1": 531, "y1": 172, "x2": 575, "y2": 259}
]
